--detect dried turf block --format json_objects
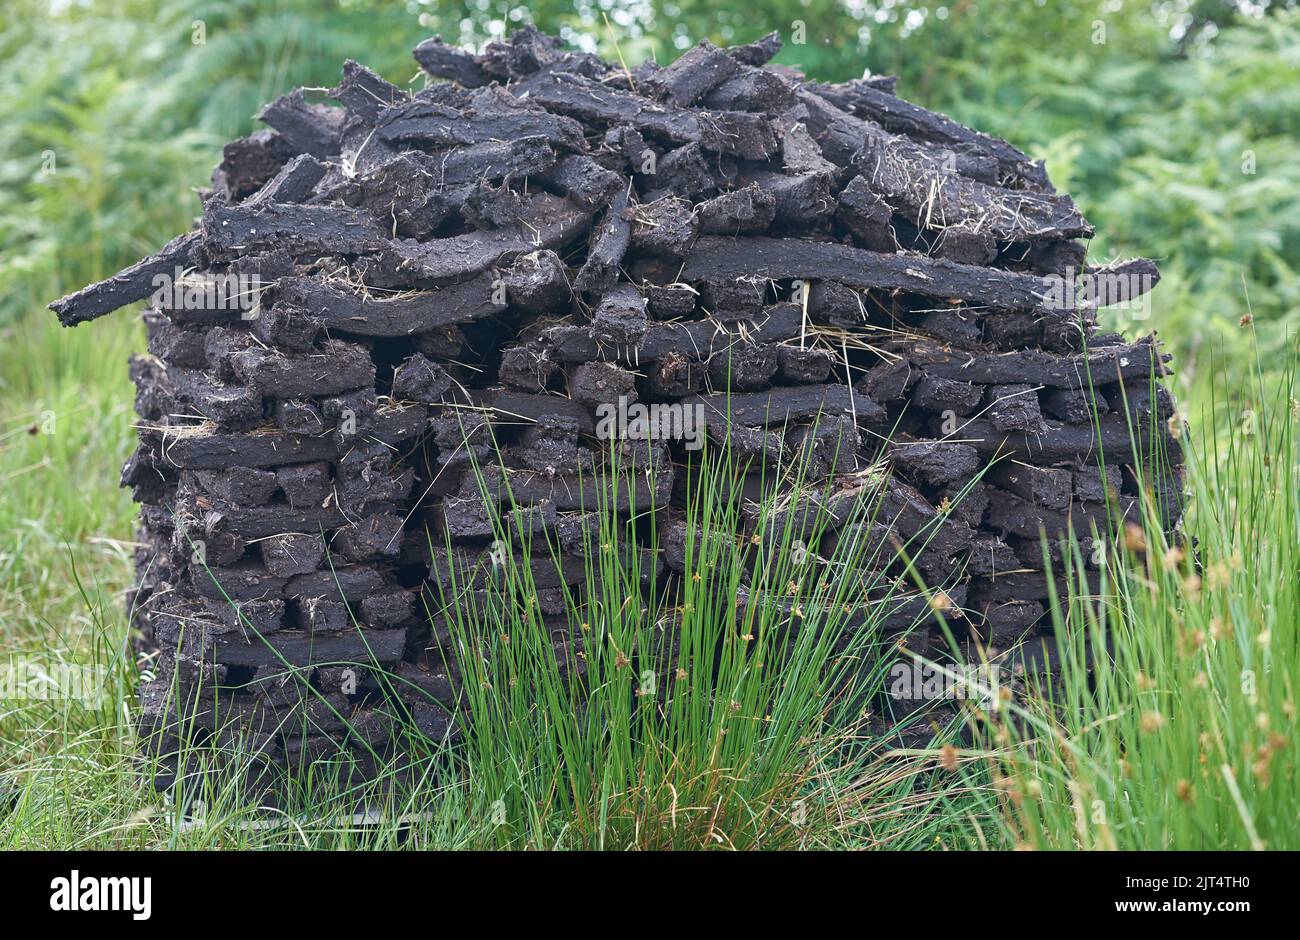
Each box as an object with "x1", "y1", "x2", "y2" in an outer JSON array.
[
  {"x1": 374, "y1": 97, "x2": 586, "y2": 153},
  {"x1": 260, "y1": 534, "x2": 326, "y2": 578},
  {"x1": 330, "y1": 59, "x2": 410, "y2": 122},
  {"x1": 393, "y1": 192, "x2": 591, "y2": 282},
  {"x1": 212, "y1": 628, "x2": 407, "y2": 670},
  {"x1": 777, "y1": 346, "x2": 834, "y2": 384},
  {"x1": 707, "y1": 343, "x2": 778, "y2": 391},
  {"x1": 907, "y1": 338, "x2": 1170, "y2": 388},
  {"x1": 275, "y1": 274, "x2": 504, "y2": 337},
  {"x1": 392, "y1": 353, "x2": 453, "y2": 403},
  {"x1": 574, "y1": 186, "x2": 633, "y2": 295},
  {"x1": 1073, "y1": 464, "x2": 1122, "y2": 504},
  {"x1": 986, "y1": 461, "x2": 1072, "y2": 511},
  {"x1": 50, "y1": 232, "x2": 200, "y2": 327},
  {"x1": 257, "y1": 90, "x2": 345, "y2": 160},
  {"x1": 630, "y1": 196, "x2": 700, "y2": 259},
  {"x1": 159, "y1": 405, "x2": 428, "y2": 469},
  {"x1": 590, "y1": 286, "x2": 648, "y2": 347},
  {"x1": 648, "y1": 351, "x2": 703, "y2": 397},
  {"x1": 541, "y1": 304, "x2": 803, "y2": 365},
  {"x1": 231, "y1": 340, "x2": 375, "y2": 397},
  {"x1": 697, "y1": 184, "x2": 776, "y2": 235},
  {"x1": 214, "y1": 130, "x2": 295, "y2": 201},
  {"x1": 683, "y1": 237, "x2": 1056, "y2": 310},
  {"x1": 786, "y1": 415, "x2": 860, "y2": 477},
  {"x1": 503, "y1": 250, "x2": 570, "y2": 313},
  {"x1": 204, "y1": 204, "x2": 388, "y2": 257},
  {"x1": 413, "y1": 36, "x2": 491, "y2": 88},
  {"x1": 542, "y1": 155, "x2": 625, "y2": 212},
  {"x1": 911, "y1": 374, "x2": 983, "y2": 416},
  {"x1": 644, "y1": 40, "x2": 740, "y2": 106},
  {"x1": 985, "y1": 384, "x2": 1044, "y2": 432},
  {"x1": 569, "y1": 361, "x2": 637, "y2": 407},
  {"x1": 686, "y1": 383, "x2": 885, "y2": 429},
  {"x1": 193, "y1": 467, "x2": 279, "y2": 505},
  {"x1": 645, "y1": 285, "x2": 696, "y2": 320},
  {"x1": 273, "y1": 399, "x2": 325, "y2": 435},
  {"x1": 702, "y1": 67, "x2": 796, "y2": 114},
  {"x1": 889, "y1": 440, "x2": 980, "y2": 488},
  {"x1": 333, "y1": 513, "x2": 405, "y2": 562}
]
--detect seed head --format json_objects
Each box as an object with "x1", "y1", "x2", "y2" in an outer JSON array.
[
  {"x1": 1140, "y1": 710, "x2": 1165, "y2": 733},
  {"x1": 1123, "y1": 522, "x2": 1147, "y2": 554},
  {"x1": 1162, "y1": 546, "x2": 1184, "y2": 571}
]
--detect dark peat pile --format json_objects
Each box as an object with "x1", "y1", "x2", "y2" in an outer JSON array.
[{"x1": 50, "y1": 27, "x2": 1183, "y2": 791}]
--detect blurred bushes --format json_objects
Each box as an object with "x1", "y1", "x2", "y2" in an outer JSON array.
[{"x1": 0, "y1": 0, "x2": 424, "y2": 325}]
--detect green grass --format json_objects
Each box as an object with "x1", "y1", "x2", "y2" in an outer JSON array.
[
  {"x1": 927, "y1": 335, "x2": 1299, "y2": 851},
  {"x1": 427, "y1": 433, "x2": 977, "y2": 850}
]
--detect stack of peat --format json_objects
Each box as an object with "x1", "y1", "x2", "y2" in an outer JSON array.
[{"x1": 51, "y1": 27, "x2": 1182, "y2": 789}]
